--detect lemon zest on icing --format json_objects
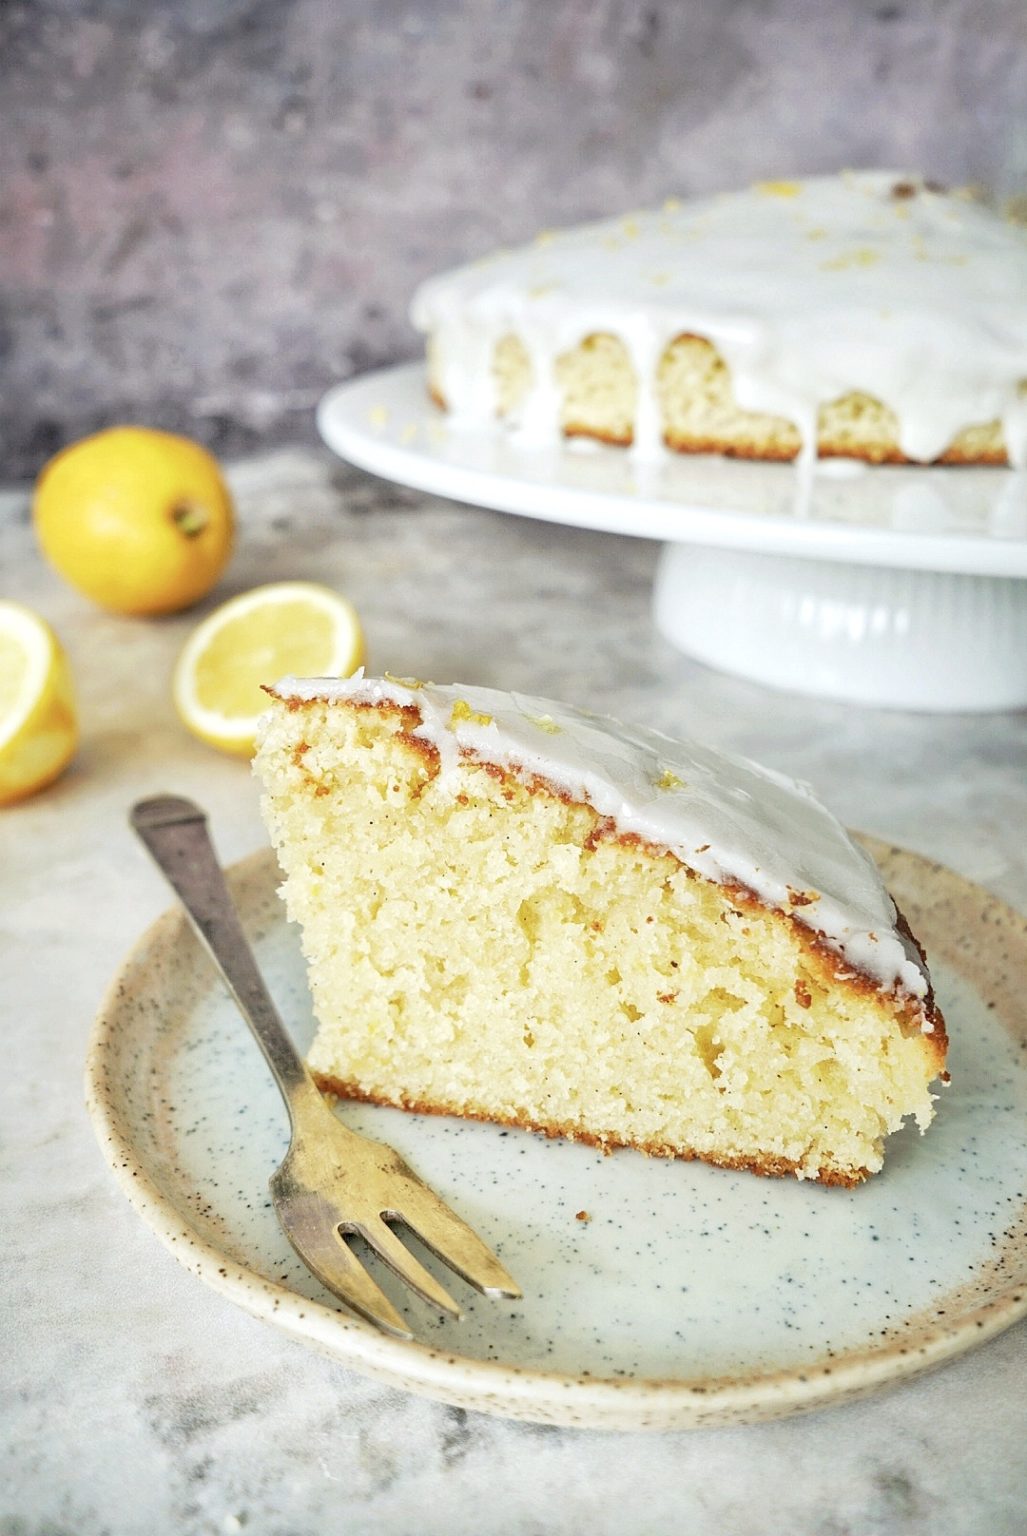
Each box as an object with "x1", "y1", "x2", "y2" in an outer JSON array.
[
  {"x1": 450, "y1": 698, "x2": 494, "y2": 728},
  {"x1": 527, "y1": 713, "x2": 562, "y2": 734},
  {"x1": 756, "y1": 179, "x2": 802, "y2": 198}
]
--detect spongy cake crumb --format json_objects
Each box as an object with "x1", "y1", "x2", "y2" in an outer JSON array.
[{"x1": 255, "y1": 695, "x2": 945, "y2": 1186}]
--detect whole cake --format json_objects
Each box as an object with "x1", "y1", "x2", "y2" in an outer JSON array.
[
  {"x1": 255, "y1": 675, "x2": 947, "y2": 1186},
  {"x1": 412, "y1": 171, "x2": 1027, "y2": 466}
]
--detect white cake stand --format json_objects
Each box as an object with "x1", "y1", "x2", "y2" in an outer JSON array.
[{"x1": 317, "y1": 364, "x2": 1027, "y2": 712}]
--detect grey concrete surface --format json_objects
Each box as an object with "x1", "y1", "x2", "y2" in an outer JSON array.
[
  {"x1": 2, "y1": 0, "x2": 1026, "y2": 474},
  {"x1": 2, "y1": 448, "x2": 1027, "y2": 1534}
]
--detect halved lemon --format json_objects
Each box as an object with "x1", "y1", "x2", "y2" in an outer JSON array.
[
  {"x1": 0, "y1": 602, "x2": 79, "y2": 806},
  {"x1": 173, "y1": 581, "x2": 365, "y2": 756}
]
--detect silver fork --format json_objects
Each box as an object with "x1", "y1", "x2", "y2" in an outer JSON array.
[{"x1": 131, "y1": 794, "x2": 521, "y2": 1340}]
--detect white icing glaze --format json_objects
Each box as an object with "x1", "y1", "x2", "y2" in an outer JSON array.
[
  {"x1": 411, "y1": 172, "x2": 1027, "y2": 466},
  {"x1": 266, "y1": 673, "x2": 933, "y2": 1013}
]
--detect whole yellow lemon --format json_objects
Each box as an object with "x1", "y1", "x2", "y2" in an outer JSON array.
[{"x1": 33, "y1": 427, "x2": 235, "y2": 616}]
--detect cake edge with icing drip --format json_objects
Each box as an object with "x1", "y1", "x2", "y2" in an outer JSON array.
[{"x1": 410, "y1": 171, "x2": 1027, "y2": 468}]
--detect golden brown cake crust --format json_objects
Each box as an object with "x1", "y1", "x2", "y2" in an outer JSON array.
[
  {"x1": 659, "y1": 428, "x2": 1008, "y2": 467},
  {"x1": 430, "y1": 378, "x2": 1010, "y2": 466},
  {"x1": 312, "y1": 1071, "x2": 870, "y2": 1187}
]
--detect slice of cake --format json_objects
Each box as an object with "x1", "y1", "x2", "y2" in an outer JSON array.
[
  {"x1": 412, "y1": 170, "x2": 1027, "y2": 466},
  {"x1": 254, "y1": 675, "x2": 947, "y2": 1185}
]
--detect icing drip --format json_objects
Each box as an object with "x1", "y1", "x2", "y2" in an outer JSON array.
[
  {"x1": 267, "y1": 673, "x2": 933, "y2": 1012},
  {"x1": 411, "y1": 172, "x2": 1027, "y2": 467}
]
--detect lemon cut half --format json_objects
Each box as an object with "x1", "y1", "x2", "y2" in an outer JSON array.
[
  {"x1": 0, "y1": 602, "x2": 78, "y2": 806},
  {"x1": 173, "y1": 582, "x2": 365, "y2": 756}
]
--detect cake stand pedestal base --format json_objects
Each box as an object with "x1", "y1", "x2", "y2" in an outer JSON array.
[{"x1": 653, "y1": 544, "x2": 1027, "y2": 713}]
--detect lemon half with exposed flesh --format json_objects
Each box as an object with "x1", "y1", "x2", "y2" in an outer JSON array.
[
  {"x1": 173, "y1": 582, "x2": 366, "y2": 756},
  {"x1": 0, "y1": 602, "x2": 78, "y2": 806}
]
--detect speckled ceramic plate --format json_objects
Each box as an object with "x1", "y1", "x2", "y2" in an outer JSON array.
[{"x1": 86, "y1": 839, "x2": 1027, "y2": 1431}]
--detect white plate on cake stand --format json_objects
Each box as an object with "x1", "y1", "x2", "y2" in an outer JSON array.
[
  {"x1": 317, "y1": 364, "x2": 1027, "y2": 712},
  {"x1": 86, "y1": 839, "x2": 1027, "y2": 1431}
]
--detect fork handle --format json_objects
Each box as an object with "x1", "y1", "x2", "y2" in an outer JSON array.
[{"x1": 130, "y1": 795, "x2": 323, "y2": 1125}]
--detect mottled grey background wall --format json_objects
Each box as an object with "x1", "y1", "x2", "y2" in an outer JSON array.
[{"x1": 2, "y1": 0, "x2": 1026, "y2": 477}]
